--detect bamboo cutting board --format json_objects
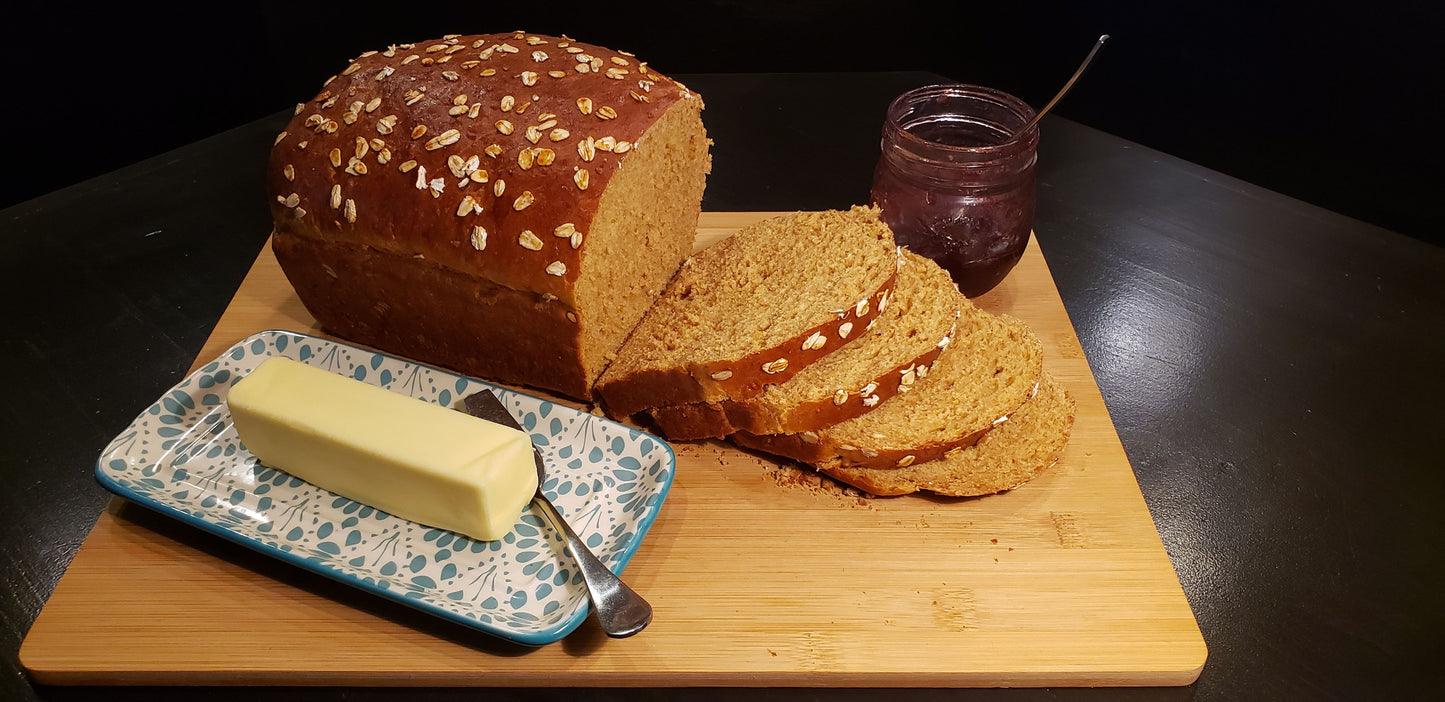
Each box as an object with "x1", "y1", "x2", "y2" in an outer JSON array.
[{"x1": 21, "y1": 212, "x2": 1207, "y2": 687}]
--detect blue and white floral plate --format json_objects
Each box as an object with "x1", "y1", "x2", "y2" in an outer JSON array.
[{"x1": 95, "y1": 330, "x2": 675, "y2": 646}]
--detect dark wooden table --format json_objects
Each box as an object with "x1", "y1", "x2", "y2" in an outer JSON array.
[{"x1": 3, "y1": 71, "x2": 1441, "y2": 701}]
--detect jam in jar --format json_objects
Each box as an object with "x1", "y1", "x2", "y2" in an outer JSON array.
[{"x1": 870, "y1": 84, "x2": 1038, "y2": 297}]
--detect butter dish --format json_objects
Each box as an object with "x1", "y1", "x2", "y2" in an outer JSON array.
[{"x1": 95, "y1": 330, "x2": 675, "y2": 646}]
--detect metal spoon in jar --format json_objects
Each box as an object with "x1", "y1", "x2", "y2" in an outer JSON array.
[{"x1": 1008, "y1": 34, "x2": 1110, "y2": 142}]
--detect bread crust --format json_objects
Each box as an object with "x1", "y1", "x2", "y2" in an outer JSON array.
[
  {"x1": 731, "y1": 419, "x2": 995, "y2": 471},
  {"x1": 649, "y1": 331, "x2": 950, "y2": 440},
  {"x1": 816, "y1": 375, "x2": 1075, "y2": 496},
  {"x1": 729, "y1": 311, "x2": 1045, "y2": 470},
  {"x1": 274, "y1": 232, "x2": 592, "y2": 398},
  {"x1": 265, "y1": 32, "x2": 706, "y2": 400},
  {"x1": 269, "y1": 32, "x2": 693, "y2": 303},
  {"x1": 596, "y1": 270, "x2": 898, "y2": 418}
]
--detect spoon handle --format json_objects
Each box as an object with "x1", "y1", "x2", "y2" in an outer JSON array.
[
  {"x1": 1014, "y1": 34, "x2": 1110, "y2": 139},
  {"x1": 533, "y1": 491, "x2": 653, "y2": 638}
]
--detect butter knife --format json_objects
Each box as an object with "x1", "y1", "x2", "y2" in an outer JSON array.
[{"x1": 464, "y1": 390, "x2": 653, "y2": 638}]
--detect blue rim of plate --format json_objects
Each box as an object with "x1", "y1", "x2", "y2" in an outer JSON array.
[{"x1": 94, "y1": 330, "x2": 676, "y2": 646}]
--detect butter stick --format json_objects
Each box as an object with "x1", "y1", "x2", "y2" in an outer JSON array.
[{"x1": 227, "y1": 357, "x2": 538, "y2": 541}]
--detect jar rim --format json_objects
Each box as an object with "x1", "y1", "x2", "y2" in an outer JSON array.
[{"x1": 884, "y1": 83, "x2": 1038, "y2": 161}]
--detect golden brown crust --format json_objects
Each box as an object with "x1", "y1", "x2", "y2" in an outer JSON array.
[
  {"x1": 729, "y1": 309, "x2": 1045, "y2": 470},
  {"x1": 643, "y1": 401, "x2": 732, "y2": 440},
  {"x1": 689, "y1": 274, "x2": 898, "y2": 400},
  {"x1": 817, "y1": 375, "x2": 1075, "y2": 496},
  {"x1": 274, "y1": 232, "x2": 593, "y2": 399},
  {"x1": 650, "y1": 339, "x2": 948, "y2": 440},
  {"x1": 267, "y1": 31, "x2": 695, "y2": 304},
  {"x1": 646, "y1": 251, "x2": 964, "y2": 439},
  {"x1": 731, "y1": 419, "x2": 994, "y2": 470},
  {"x1": 266, "y1": 32, "x2": 707, "y2": 400},
  {"x1": 596, "y1": 271, "x2": 897, "y2": 418}
]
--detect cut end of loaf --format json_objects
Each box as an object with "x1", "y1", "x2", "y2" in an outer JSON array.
[{"x1": 575, "y1": 96, "x2": 711, "y2": 389}]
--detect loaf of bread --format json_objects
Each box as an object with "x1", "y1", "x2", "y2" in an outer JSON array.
[
  {"x1": 267, "y1": 32, "x2": 711, "y2": 400},
  {"x1": 817, "y1": 374, "x2": 1074, "y2": 496},
  {"x1": 595, "y1": 207, "x2": 899, "y2": 418},
  {"x1": 648, "y1": 251, "x2": 962, "y2": 439},
  {"x1": 732, "y1": 309, "x2": 1044, "y2": 470}
]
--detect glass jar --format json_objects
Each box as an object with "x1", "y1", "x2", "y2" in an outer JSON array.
[{"x1": 870, "y1": 84, "x2": 1038, "y2": 297}]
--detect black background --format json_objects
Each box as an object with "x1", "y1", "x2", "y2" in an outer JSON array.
[{"x1": 3, "y1": 0, "x2": 1443, "y2": 244}]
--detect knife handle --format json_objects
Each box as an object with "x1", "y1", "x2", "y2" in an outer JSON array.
[{"x1": 532, "y1": 489, "x2": 654, "y2": 638}]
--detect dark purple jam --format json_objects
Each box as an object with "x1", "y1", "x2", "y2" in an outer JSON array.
[{"x1": 870, "y1": 86, "x2": 1038, "y2": 298}]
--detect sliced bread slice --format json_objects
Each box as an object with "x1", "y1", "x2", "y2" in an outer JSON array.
[
  {"x1": 648, "y1": 251, "x2": 963, "y2": 439},
  {"x1": 818, "y1": 373, "x2": 1074, "y2": 496},
  {"x1": 595, "y1": 206, "x2": 898, "y2": 418},
  {"x1": 731, "y1": 310, "x2": 1045, "y2": 470}
]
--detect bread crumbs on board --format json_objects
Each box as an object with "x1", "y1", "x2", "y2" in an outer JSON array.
[{"x1": 765, "y1": 463, "x2": 874, "y2": 508}]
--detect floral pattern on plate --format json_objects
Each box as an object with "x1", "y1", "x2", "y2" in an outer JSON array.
[{"x1": 96, "y1": 330, "x2": 675, "y2": 646}]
